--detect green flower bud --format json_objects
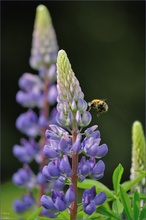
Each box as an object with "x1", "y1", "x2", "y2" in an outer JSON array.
[{"x1": 130, "y1": 121, "x2": 146, "y2": 193}]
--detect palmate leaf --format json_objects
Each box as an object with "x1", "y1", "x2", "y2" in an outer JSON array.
[
  {"x1": 119, "y1": 186, "x2": 132, "y2": 220},
  {"x1": 77, "y1": 211, "x2": 104, "y2": 220},
  {"x1": 112, "y1": 164, "x2": 124, "y2": 196},
  {"x1": 112, "y1": 199, "x2": 123, "y2": 216},
  {"x1": 97, "y1": 206, "x2": 121, "y2": 220},
  {"x1": 77, "y1": 179, "x2": 114, "y2": 200}
]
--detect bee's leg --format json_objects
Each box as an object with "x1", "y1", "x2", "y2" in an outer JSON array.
[
  {"x1": 87, "y1": 104, "x2": 91, "y2": 111},
  {"x1": 96, "y1": 110, "x2": 101, "y2": 117},
  {"x1": 88, "y1": 107, "x2": 91, "y2": 111}
]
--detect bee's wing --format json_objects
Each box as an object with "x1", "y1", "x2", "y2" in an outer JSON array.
[{"x1": 102, "y1": 98, "x2": 107, "y2": 101}]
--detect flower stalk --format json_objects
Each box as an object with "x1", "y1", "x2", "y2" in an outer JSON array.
[
  {"x1": 70, "y1": 131, "x2": 78, "y2": 219},
  {"x1": 38, "y1": 80, "x2": 49, "y2": 206}
]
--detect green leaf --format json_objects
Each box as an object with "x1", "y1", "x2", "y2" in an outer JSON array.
[
  {"x1": 26, "y1": 206, "x2": 43, "y2": 220},
  {"x1": 77, "y1": 179, "x2": 114, "y2": 200},
  {"x1": 121, "y1": 172, "x2": 146, "y2": 192},
  {"x1": 139, "y1": 204, "x2": 146, "y2": 220},
  {"x1": 34, "y1": 217, "x2": 50, "y2": 220},
  {"x1": 112, "y1": 164, "x2": 124, "y2": 195},
  {"x1": 97, "y1": 206, "x2": 121, "y2": 220},
  {"x1": 76, "y1": 211, "x2": 99, "y2": 220},
  {"x1": 112, "y1": 199, "x2": 123, "y2": 215},
  {"x1": 133, "y1": 190, "x2": 140, "y2": 220},
  {"x1": 54, "y1": 210, "x2": 69, "y2": 220},
  {"x1": 119, "y1": 186, "x2": 132, "y2": 220},
  {"x1": 129, "y1": 193, "x2": 146, "y2": 200},
  {"x1": 34, "y1": 210, "x2": 69, "y2": 220}
]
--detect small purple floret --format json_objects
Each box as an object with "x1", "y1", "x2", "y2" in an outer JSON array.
[{"x1": 82, "y1": 186, "x2": 106, "y2": 215}]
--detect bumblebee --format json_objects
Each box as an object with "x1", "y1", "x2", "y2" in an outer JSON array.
[{"x1": 88, "y1": 99, "x2": 108, "y2": 117}]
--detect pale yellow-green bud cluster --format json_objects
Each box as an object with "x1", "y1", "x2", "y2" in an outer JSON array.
[
  {"x1": 130, "y1": 121, "x2": 146, "y2": 192},
  {"x1": 30, "y1": 5, "x2": 58, "y2": 70},
  {"x1": 56, "y1": 50, "x2": 91, "y2": 129},
  {"x1": 56, "y1": 50, "x2": 84, "y2": 106}
]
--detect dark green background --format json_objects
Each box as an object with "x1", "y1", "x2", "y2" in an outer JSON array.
[{"x1": 1, "y1": 1, "x2": 145, "y2": 189}]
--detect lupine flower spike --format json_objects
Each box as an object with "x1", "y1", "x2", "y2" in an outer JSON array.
[
  {"x1": 130, "y1": 121, "x2": 146, "y2": 195},
  {"x1": 12, "y1": 4, "x2": 59, "y2": 216},
  {"x1": 30, "y1": 4, "x2": 58, "y2": 71},
  {"x1": 41, "y1": 50, "x2": 108, "y2": 219}
]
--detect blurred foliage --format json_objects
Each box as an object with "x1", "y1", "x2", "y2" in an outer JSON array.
[
  {"x1": 1, "y1": 1, "x2": 145, "y2": 190},
  {"x1": 1, "y1": 182, "x2": 29, "y2": 219}
]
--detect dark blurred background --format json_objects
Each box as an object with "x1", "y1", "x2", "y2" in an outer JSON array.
[{"x1": 1, "y1": 1, "x2": 145, "y2": 189}]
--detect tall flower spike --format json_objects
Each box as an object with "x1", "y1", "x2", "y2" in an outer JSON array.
[
  {"x1": 130, "y1": 121, "x2": 146, "y2": 193},
  {"x1": 56, "y1": 50, "x2": 91, "y2": 130},
  {"x1": 30, "y1": 5, "x2": 58, "y2": 70}
]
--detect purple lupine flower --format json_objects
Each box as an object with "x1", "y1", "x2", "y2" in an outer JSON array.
[
  {"x1": 39, "y1": 64, "x2": 57, "y2": 82},
  {"x1": 84, "y1": 125, "x2": 98, "y2": 137},
  {"x1": 41, "y1": 184, "x2": 75, "y2": 213},
  {"x1": 22, "y1": 194, "x2": 35, "y2": 207},
  {"x1": 42, "y1": 208, "x2": 57, "y2": 218},
  {"x1": 13, "y1": 193, "x2": 35, "y2": 214},
  {"x1": 42, "y1": 156, "x2": 72, "y2": 180},
  {"x1": 82, "y1": 186, "x2": 106, "y2": 215},
  {"x1": 43, "y1": 140, "x2": 59, "y2": 158},
  {"x1": 53, "y1": 176, "x2": 66, "y2": 191},
  {"x1": 45, "y1": 176, "x2": 66, "y2": 193},
  {"x1": 59, "y1": 137, "x2": 70, "y2": 154},
  {"x1": 48, "y1": 108, "x2": 58, "y2": 125},
  {"x1": 42, "y1": 159, "x2": 60, "y2": 180},
  {"x1": 12, "y1": 168, "x2": 30, "y2": 186},
  {"x1": 16, "y1": 109, "x2": 40, "y2": 137},
  {"x1": 82, "y1": 128, "x2": 108, "y2": 158},
  {"x1": 13, "y1": 199, "x2": 27, "y2": 214},
  {"x1": 16, "y1": 73, "x2": 44, "y2": 108},
  {"x1": 59, "y1": 155, "x2": 72, "y2": 177},
  {"x1": 18, "y1": 73, "x2": 42, "y2": 90},
  {"x1": 12, "y1": 165, "x2": 36, "y2": 189},
  {"x1": 13, "y1": 138, "x2": 40, "y2": 163},
  {"x1": 38, "y1": 114, "x2": 49, "y2": 128},
  {"x1": 90, "y1": 159, "x2": 105, "y2": 180},
  {"x1": 41, "y1": 195, "x2": 56, "y2": 210},
  {"x1": 37, "y1": 171, "x2": 47, "y2": 185},
  {"x1": 43, "y1": 136, "x2": 71, "y2": 159},
  {"x1": 78, "y1": 157, "x2": 105, "y2": 182},
  {"x1": 72, "y1": 134, "x2": 82, "y2": 153},
  {"x1": 65, "y1": 184, "x2": 75, "y2": 204},
  {"x1": 48, "y1": 84, "x2": 58, "y2": 104},
  {"x1": 45, "y1": 124, "x2": 70, "y2": 140},
  {"x1": 16, "y1": 72, "x2": 58, "y2": 109}
]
